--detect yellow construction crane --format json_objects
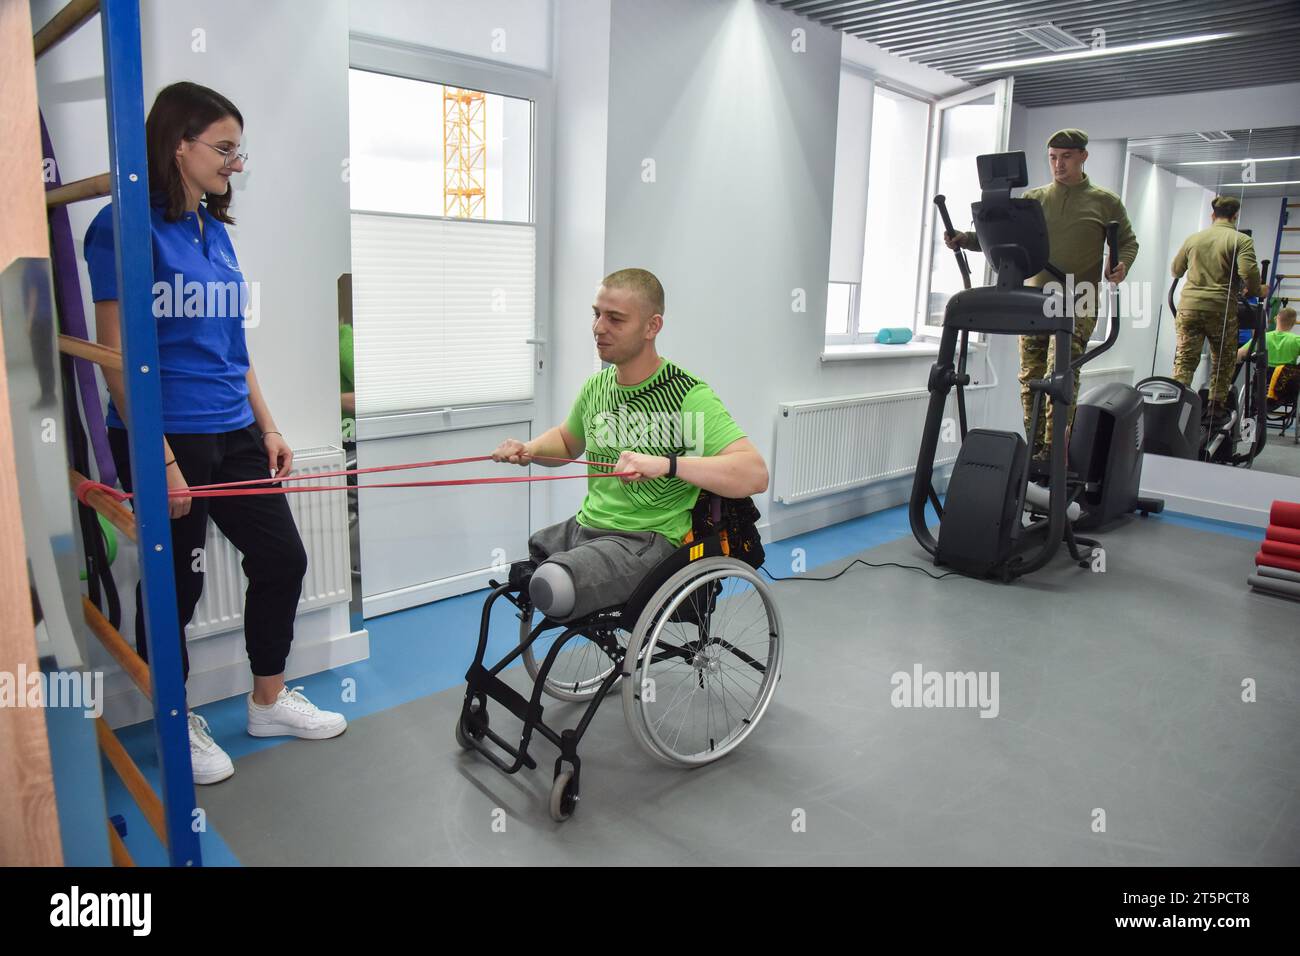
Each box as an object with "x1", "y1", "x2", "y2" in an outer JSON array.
[{"x1": 443, "y1": 86, "x2": 486, "y2": 219}]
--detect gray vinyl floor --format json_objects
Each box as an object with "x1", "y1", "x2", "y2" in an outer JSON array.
[
  {"x1": 1255, "y1": 429, "x2": 1300, "y2": 477},
  {"x1": 199, "y1": 517, "x2": 1300, "y2": 866}
]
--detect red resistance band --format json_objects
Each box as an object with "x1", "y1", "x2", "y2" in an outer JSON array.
[{"x1": 76, "y1": 455, "x2": 634, "y2": 506}]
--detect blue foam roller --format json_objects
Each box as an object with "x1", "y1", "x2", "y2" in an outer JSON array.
[{"x1": 875, "y1": 327, "x2": 913, "y2": 345}]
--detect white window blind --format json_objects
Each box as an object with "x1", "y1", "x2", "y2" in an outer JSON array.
[{"x1": 350, "y1": 213, "x2": 535, "y2": 413}]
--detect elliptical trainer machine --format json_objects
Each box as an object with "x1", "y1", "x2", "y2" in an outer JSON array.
[
  {"x1": 1136, "y1": 257, "x2": 1272, "y2": 467},
  {"x1": 909, "y1": 151, "x2": 1163, "y2": 583}
]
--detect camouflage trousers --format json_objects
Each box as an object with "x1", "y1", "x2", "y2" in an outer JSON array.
[
  {"x1": 1019, "y1": 312, "x2": 1098, "y2": 457},
  {"x1": 1172, "y1": 309, "x2": 1238, "y2": 403}
]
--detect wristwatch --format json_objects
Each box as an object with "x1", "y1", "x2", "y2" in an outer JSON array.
[{"x1": 666, "y1": 453, "x2": 678, "y2": 479}]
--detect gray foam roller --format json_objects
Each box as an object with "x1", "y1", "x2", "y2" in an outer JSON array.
[{"x1": 1247, "y1": 574, "x2": 1300, "y2": 601}]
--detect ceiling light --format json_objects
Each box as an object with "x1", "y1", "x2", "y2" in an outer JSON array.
[
  {"x1": 1178, "y1": 156, "x2": 1300, "y2": 166},
  {"x1": 975, "y1": 32, "x2": 1238, "y2": 71},
  {"x1": 1218, "y1": 180, "x2": 1300, "y2": 187}
]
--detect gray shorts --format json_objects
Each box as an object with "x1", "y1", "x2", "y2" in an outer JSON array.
[{"x1": 528, "y1": 516, "x2": 677, "y2": 621}]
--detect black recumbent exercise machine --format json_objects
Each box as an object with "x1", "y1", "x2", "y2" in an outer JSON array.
[
  {"x1": 909, "y1": 150, "x2": 1163, "y2": 583},
  {"x1": 456, "y1": 495, "x2": 783, "y2": 821}
]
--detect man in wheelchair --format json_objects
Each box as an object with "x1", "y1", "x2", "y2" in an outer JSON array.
[{"x1": 491, "y1": 268, "x2": 769, "y2": 622}]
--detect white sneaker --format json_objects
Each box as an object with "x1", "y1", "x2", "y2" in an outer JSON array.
[
  {"x1": 247, "y1": 686, "x2": 347, "y2": 740},
  {"x1": 188, "y1": 712, "x2": 234, "y2": 785}
]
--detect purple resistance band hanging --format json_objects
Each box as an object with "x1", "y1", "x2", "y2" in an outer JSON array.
[{"x1": 41, "y1": 112, "x2": 118, "y2": 488}]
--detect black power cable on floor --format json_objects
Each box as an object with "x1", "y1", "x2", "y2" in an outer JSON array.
[{"x1": 760, "y1": 558, "x2": 961, "y2": 584}]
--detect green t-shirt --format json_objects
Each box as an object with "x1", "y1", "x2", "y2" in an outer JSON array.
[
  {"x1": 339, "y1": 323, "x2": 355, "y2": 393},
  {"x1": 1264, "y1": 329, "x2": 1300, "y2": 367},
  {"x1": 339, "y1": 323, "x2": 354, "y2": 436},
  {"x1": 564, "y1": 358, "x2": 746, "y2": 547}
]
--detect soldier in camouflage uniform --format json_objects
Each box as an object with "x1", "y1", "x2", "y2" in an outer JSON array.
[
  {"x1": 1171, "y1": 195, "x2": 1261, "y2": 417},
  {"x1": 947, "y1": 129, "x2": 1138, "y2": 460}
]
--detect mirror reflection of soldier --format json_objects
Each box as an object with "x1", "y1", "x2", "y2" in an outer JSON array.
[
  {"x1": 946, "y1": 128, "x2": 1138, "y2": 461},
  {"x1": 1170, "y1": 195, "x2": 1260, "y2": 429}
]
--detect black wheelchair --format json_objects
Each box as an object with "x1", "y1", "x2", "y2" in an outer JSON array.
[{"x1": 455, "y1": 507, "x2": 784, "y2": 821}]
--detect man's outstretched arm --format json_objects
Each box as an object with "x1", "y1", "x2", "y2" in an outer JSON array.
[
  {"x1": 492, "y1": 423, "x2": 584, "y2": 467},
  {"x1": 615, "y1": 437, "x2": 768, "y2": 499}
]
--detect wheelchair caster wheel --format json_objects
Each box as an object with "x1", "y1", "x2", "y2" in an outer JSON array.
[
  {"x1": 549, "y1": 770, "x2": 578, "y2": 822},
  {"x1": 455, "y1": 698, "x2": 488, "y2": 750}
]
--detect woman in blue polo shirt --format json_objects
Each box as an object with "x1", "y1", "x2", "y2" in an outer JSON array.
[{"x1": 85, "y1": 82, "x2": 345, "y2": 785}]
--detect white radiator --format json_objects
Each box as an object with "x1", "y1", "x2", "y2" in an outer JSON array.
[
  {"x1": 186, "y1": 446, "x2": 352, "y2": 639},
  {"x1": 773, "y1": 389, "x2": 959, "y2": 504}
]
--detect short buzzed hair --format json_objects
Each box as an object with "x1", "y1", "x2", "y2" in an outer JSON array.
[
  {"x1": 601, "y1": 268, "x2": 664, "y2": 316},
  {"x1": 1278, "y1": 307, "x2": 1296, "y2": 328},
  {"x1": 1211, "y1": 195, "x2": 1241, "y2": 219}
]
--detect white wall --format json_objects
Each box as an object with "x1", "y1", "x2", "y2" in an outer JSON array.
[
  {"x1": 348, "y1": 0, "x2": 552, "y2": 72},
  {"x1": 599, "y1": 0, "x2": 981, "y2": 539},
  {"x1": 33, "y1": 0, "x2": 363, "y2": 722},
  {"x1": 840, "y1": 31, "x2": 965, "y2": 98},
  {"x1": 547, "y1": 0, "x2": 611, "y2": 523}
]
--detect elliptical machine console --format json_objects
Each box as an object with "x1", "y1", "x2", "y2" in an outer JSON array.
[{"x1": 909, "y1": 151, "x2": 1162, "y2": 583}]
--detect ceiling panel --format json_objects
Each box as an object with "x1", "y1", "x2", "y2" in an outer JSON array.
[
  {"x1": 1129, "y1": 125, "x2": 1300, "y2": 198},
  {"x1": 773, "y1": 0, "x2": 1300, "y2": 107}
]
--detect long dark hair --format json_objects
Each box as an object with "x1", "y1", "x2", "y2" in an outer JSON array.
[{"x1": 145, "y1": 81, "x2": 244, "y2": 223}]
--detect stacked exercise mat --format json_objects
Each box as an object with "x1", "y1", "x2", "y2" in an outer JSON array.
[{"x1": 1248, "y1": 501, "x2": 1300, "y2": 601}]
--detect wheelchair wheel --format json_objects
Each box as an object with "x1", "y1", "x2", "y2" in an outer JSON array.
[
  {"x1": 520, "y1": 607, "x2": 628, "y2": 703},
  {"x1": 622, "y1": 557, "x2": 782, "y2": 767},
  {"x1": 454, "y1": 696, "x2": 488, "y2": 750},
  {"x1": 549, "y1": 770, "x2": 578, "y2": 822}
]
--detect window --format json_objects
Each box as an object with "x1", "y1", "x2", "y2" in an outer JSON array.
[
  {"x1": 916, "y1": 84, "x2": 1009, "y2": 336},
  {"x1": 826, "y1": 81, "x2": 930, "y2": 345},
  {"x1": 825, "y1": 73, "x2": 1012, "y2": 347},
  {"x1": 348, "y1": 68, "x2": 537, "y2": 414},
  {"x1": 859, "y1": 88, "x2": 929, "y2": 340}
]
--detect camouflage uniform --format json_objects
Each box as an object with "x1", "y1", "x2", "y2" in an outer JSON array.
[
  {"x1": 1172, "y1": 309, "x2": 1237, "y2": 402},
  {"x1": 1170, "y1": 220, "x2": 1260, "y2": 403},
  {"x1": 962, "y1": 131, "x2": 1138, "y2": 458}
]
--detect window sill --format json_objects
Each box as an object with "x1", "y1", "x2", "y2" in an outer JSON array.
[{"x1": 820, "y1": 339, "x2": 987, "y2": 363}]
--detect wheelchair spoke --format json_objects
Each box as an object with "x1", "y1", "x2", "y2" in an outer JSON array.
[{"x1": 627, "y1": 561, "x2": 783, "y2": 766}]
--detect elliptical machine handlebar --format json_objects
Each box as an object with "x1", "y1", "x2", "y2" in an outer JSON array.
[
  {"x1": 934, "y1": 194, "x2": 972, "y2": 291},
  {"x1": 934, "y1": 194, "x2": 971, "y2": 441}
]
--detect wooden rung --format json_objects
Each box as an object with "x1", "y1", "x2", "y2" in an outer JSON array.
[
  {"x1": 82, "y1": 597, "x2": 151, "y2": 699},
  {"x1": 1283, "y1": 227, "x2": 1300, "y2": 231},
  {"x1": 33, "y1": 0, "x2": 100, "y2": 58},
  {"x1": 107, "y1": 822, "x2": 134, "y2": 867},
  {"x1": 96, "y1": 718, "x2": 167, "y2": 847},
  {"x1": 46, "y1": 172, "x2": 111, "y2": 207},
  {"x1": 59, "y1": 334, "x2": 122, "y2": 371},
  {"x1": 70, "y1": 468, "x2": 136, "y2": 543}
]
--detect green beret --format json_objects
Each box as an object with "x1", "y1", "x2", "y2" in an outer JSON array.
[{"x1": 1047, "y1": 128, "x2": 1089, "y2": 149}]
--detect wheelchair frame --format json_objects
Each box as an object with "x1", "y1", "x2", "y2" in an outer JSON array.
[{"x1": 456, "y1": 530, "x2": 782, "y2": 822}]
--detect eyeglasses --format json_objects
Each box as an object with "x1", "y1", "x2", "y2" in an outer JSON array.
[{"x1": 190, "y1": 138, "x2": 248, "y2": 168}]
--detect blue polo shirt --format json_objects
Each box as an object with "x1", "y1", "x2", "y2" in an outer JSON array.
[{"x1": 84, "y1": 200, "x2": 255, "y2": 433}]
